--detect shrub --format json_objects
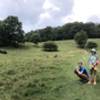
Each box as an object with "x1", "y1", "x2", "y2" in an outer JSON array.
[
  {"x1": 85, "y1": 41, "x2": 98, "y2": 49},
  {"x1": 31, "y1": 34, "x2": 40, "y2": 45},
  {"x1": 43, "y1": 42, "x2": 58, "y2": 52},
  {"x1": 74, "y1": 30, "x2": 88, "y2": 48},
  {"x1": 0, "y1": 49, "x2": 7, "y2": 54}
]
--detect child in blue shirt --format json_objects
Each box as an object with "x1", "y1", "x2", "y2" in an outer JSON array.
[{"x1": 74, "y1": 61, "x2": 89, "y2": 81}]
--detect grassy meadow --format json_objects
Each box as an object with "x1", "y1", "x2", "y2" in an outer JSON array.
[{"x1": 0, "y1": 39, "x2": 100, "y2": 100}]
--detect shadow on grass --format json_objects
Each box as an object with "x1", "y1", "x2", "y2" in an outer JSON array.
[
  {"x1": 0, "y1": 49, "x2": 7, "y2": 54},
  {"x1": 74, "y1": 79, "x2": 88, "y2": 85},
  {"x1": 79, "y1": 79, "x2": 88, "y2": 84}
]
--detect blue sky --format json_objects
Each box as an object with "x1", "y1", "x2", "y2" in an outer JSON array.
[{"x1": 0, "y1": 0, "x2": 100, "y2": 32}]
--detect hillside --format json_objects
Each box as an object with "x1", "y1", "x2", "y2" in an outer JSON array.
[{"x1": 0, "y1": 39, "x2": 100, "y2": 100}]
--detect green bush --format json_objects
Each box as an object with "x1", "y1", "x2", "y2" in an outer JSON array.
[
  {"x1": 0, "y1": 49, "x2": 7, "y2": 54},
  {"x1": 85, "y1": 41, "x2": 98, "y2": 49},
  {"x1": 43, "y1": 42, "x2": 58, "y2": 52},
  {"x1": 74, "y1": 30, "x2": 88, "y2": 48}
]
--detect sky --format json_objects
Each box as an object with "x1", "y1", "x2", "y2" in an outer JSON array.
[{"x1": 0, "y1": 0, "x2": 100, "y2": 32}]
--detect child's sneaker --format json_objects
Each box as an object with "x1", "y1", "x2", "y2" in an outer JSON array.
[
  {"x1": 93, "y1": 81, "x2": 96, "y2": 85},
  {"x1": 87, "y1": 81, "x2": 91, "y2": 84}
]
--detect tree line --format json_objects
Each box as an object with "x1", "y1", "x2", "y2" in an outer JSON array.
[
  {"x1": 0, "y1": 15, "x2": 100, "y2": 47},
  {"x1": 25, "y1": 22, "x2": 100, "y2": 44}
]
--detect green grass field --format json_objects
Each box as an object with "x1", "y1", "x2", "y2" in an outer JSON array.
[{"x1": 0, "y1": 39, "x2": 100, "y2": 100}]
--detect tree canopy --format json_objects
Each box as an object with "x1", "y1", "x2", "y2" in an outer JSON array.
[
  {"x1": 0, "y1": 16, "x2": 24, "y2": 47},
  {"x1": 25, "y1": 22, "x2": 100, "y2": 43}
]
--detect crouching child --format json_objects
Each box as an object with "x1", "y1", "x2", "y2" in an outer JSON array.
[{"x1": 74, "y1": 61, "x2": 89, "y2": 82}]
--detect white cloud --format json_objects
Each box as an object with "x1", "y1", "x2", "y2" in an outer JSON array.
[
  {"x1": 0, "y1": 0, "x2": 74, "y2": 32},
  {"x1": 43, "y1": 0, "x2": 60, "y2": 12},
  {"x1": 40, "y1": 12, "x2": 51, "y2": 19},
  {"x1": 35, "y1": 0, "x2": 74, "y2": 29},
  {"x1": 73, "y1": 0, "x2": 100, "y2": 21},
  {"x1": 62, "y1": 0, "x2": 100, "y2": 24},
  {"x1": 0, "y1": 0, "x2": 44, "y2": 32},
  {"x1": 62, "y1": 14, "x2": 76, "y2": 23},
  {"x1": 87, "y1": 15, "x2": 100, "y2": 23},
  {"x1": 2, "y1": 0, "x2": 100, "y2": 32}
]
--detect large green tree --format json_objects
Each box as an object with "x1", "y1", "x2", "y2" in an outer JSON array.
[{"x1": 0, "y1": 16, "x2": 24, "y2": 47}]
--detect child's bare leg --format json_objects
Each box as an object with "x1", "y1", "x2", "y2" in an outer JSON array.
[
  {"x1": 93, "y1": 70, "x2": 97, "y2": 85},
  {"x1": 88, "y1": 68, "x2": 93, "y2": 84},
  {"x1": 74, "y1": 69, "x2": 89, "y2": 81},
  {"x1": 79, "y1": 74, "x2": 89, "y2": 81},
  {"x1": 93, "y1": 76, "x2": 96, "y2": 85}
]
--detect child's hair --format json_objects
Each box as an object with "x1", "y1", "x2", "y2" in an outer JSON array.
[
  {"x1": 78, "y1": 61, "x2": 83, "y2": 65},
  {"x1": 91, "y1": 48, "x2": 96, "y2": 54}
]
